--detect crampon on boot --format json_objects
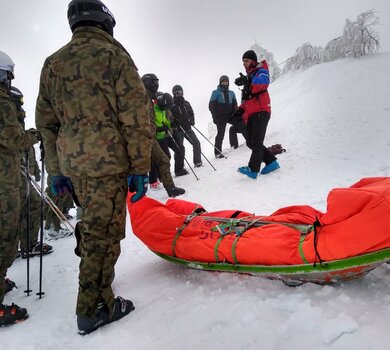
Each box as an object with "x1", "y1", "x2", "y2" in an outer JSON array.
[
  {"x1": 77, "y1": 296, "x2": 134, "y2": 335},
  {"x1": 0, "y1": 303, "x2": 28, "y2": 327}
]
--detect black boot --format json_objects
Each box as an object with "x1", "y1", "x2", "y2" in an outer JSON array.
[
  {"x1": 77, "y1": 296, "x2": 134, "y2": 335},
  {"x1": 166, "y1": 186, "x2": 186, "y2": 198},
  {"x1": 175, "y1": 168, "x2": 189, "y2": 177},
  {"x1": 0, "y1": 303, "x2": 28, "y2": 327},
  {"x1": 4, "y1": 278, "x2": 16, "y2": 294}
]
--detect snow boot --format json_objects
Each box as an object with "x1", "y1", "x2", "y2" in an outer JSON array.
[
  {"x1": 0, "y1": 303, "x2": 28, "y2": 327},
  {"x1": 4, "y1": 278, "x2": 16, "y2": 294},
  {"x1": 77, "y1": 296, "x2": 134, "y2": 335},
  {"x1": 238, "y1": 166, "x2": 258, "y2": 179},
  {"x1": 194, "y1": 162, "x2": 203, "y2": 168},
  {"x1": 175, "y1": 168, "x2": 189, "y2": 177},
  {"x1": 260, "y1": 160, "x2": 280, "y2": 175},
  {"x1": 215, "y1": 153, "x2": 225, "y2": 159},
  {"x1": 45, "y1": 224, "x2": 73, "y2": 240},
  {"x1": 166, "y1": 186, "x2": 185, "y2": 198}
]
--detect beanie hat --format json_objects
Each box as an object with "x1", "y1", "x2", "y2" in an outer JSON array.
[{"x1": 242, "y1": 50, "x2": 257, "y2": 62}]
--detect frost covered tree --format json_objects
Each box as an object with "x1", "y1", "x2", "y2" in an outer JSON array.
[
  {"x1": 282, "y1": 43, "x2": 324, "y2": 73},
  {"x1": 250, "y1": 43, "x2": 281, "y2": 81},
  {"x1": 324, "y1": 10, "x2": 380, "y2": 60},
  {"x1": 343, "y1": 10, "x2": 380, "y2": 57}
]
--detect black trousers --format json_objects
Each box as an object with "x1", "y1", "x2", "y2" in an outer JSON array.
[
  {"x1": 246, "y1": 112, "x2": 276, "y2": 173},
  {"x1": 214, "y1": 120, "x2": 227, "y2": 156},
  {"x1": 176, "y1": 128, "x2": 202, "y2": 165},
  {"x1": 229, "y1": 120, "x2": 247, "y2": 148}
]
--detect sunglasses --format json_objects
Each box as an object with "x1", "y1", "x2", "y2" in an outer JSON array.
[{"x1": 173, "y1": 90, "x2": 183, "y2": 96}]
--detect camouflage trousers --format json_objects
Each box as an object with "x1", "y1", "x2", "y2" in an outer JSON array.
[
  {"x1": 0, "y1": 189, "x2": 20, "y2": 304},
  {"x1": 18, "y1": 177, "x2": 41, "y2": 251},
  {"x1": 151, "y1": 140, "x2": 174, "y2": 188},
  {"x1": 72, "y1": 173, "x2": 127, "y2": 318}
]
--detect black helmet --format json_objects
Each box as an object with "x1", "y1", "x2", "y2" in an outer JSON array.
[
  {"x1": 157, "y1": 92, "x2": 173, "y2": 110},
  {"x1": 141, "y1": 73, "x2": 159, "y2": 95},
  {"x1": 219, "y1": 75, "x2": 229, "y2": 83},
  {"x1": 10, "y1": 86, "x2": 24, "y2": 105},
  {"x1": 67, "y1": 0, "x2": 116, "y2": 36},
  {"x1": 172, "y1": 84, "x2": 183, "y2": 97}
]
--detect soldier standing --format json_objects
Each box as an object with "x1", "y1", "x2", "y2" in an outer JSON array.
[
  {"x1": 35, "y1": 0, "x2": 153, "y2": 335},
  {"x1": 0, "y1": 50, "x2": 40, "y2": 326},
  {"x1": 10, "y1": 86, "x2": 54, "y2": 257}
]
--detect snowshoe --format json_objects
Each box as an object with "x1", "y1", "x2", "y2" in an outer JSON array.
[
  {"x1": 22, "y1": 242, "x2": 53, "y2": 258},
  {"x1": 4, "y1": 278, "x2": 16, "y2": 294},
  {"x1": 260, "y1": 160, "x2": 280, "y2": 175},
  {"x1": 175, "y1": 169, "x2": 189, "y2": 177},
  {"x1": 0, "y1": 303, "x2": 28, "y2": 327},
  {"x1": 77, "y1": 296, "x2": 134, "y2": 335},
  {"x1": 166, "y1": 186, "x2": 185, "y2": 198}
]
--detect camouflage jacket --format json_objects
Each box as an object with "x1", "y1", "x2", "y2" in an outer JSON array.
[
  {"x1": 0, "y1": 85, "x2": 38, "y2": 193},
  {"x1": 35, "y1": 26, "x2": 153, "y2": 177}
]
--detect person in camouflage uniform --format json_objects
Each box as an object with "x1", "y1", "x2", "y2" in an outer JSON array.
[
  {"x1": 0, "y1": 50, "x2": 40, "y2": 326},
  {"x1": 35, "y1": 0, "x2": 153, "y2": 335},
  {"x1": 10, "y1": 86, "x2": 53, "y2": 257},
  {"x1": 141, "y1": 74, "x2": 185, "y2": 198}
]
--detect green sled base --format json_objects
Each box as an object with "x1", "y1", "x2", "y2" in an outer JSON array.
[{"x1": 154, "y1": 248, "x2": 390, "y2": 286}]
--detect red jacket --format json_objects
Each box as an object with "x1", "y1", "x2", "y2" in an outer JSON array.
[{"x1": 240, "y1": 60, "x2": 271, "y2": 123}]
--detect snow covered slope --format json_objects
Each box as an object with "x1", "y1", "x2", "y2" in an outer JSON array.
[{"x1": 3, "y1": 53, "x2": 390, "y2": 350}]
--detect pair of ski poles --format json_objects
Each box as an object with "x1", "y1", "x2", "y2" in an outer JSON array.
[
  {"x1": 166, "y1": 124, "x2": 225, "y2": 180},
  {"x1": 23, "y1": 142, "x2": 74, "y2": 299}
]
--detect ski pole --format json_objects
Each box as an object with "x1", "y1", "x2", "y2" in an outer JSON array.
[
  {"x1": 192, "y1": 125, "x2": 227, "y2": 159},
  {"x1": 23, "y1": 150, "x2": 32, "y2": 296},
  {"x1": 178, "y1": 125, "x2": 217, "y2": 171},
  {"x1": 37, "y1": 141, "x2": 45, "y2": 298},
  {"x1": 167, "y1": 130, "x2": 199, "y2": 181}
]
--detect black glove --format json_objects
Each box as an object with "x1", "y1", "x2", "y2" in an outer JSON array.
[
  {"x1": 234, "y1": 73, "x2": 250, "y2": 87},
  {"x1": 156, "y1": 124, "x2": 169, "y2": 132},
  {"x1": 34, "y1": 172, "x2": 41, "y2": 182},
  {"x1": 230, "y1": 108, "x2": 244, "y2": 123}
]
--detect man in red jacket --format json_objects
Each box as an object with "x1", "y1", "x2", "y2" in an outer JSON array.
[{"x1": 234, "y1": 50, "x2": 280, "y2": 179}]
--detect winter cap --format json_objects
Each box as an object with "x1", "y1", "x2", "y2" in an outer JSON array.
[
  {"x1": 242, "y1": 50, "x2": 257, "y2": 62},
  {"x1": 219, "y1": 75, "x2": 229, "y2": 83}
]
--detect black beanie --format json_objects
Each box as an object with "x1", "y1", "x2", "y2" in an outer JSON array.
[{"x1": 242, "y1": 50, "x2": 257, "y2": 62}]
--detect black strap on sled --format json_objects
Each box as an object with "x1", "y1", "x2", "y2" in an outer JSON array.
[{"x1": 313, "y1": 217, "x2": 328, "y2": 267}]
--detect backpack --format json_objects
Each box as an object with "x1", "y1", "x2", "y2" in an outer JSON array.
[{"x1": 267, "y1": 144, "x2": 286, "y2": 155}]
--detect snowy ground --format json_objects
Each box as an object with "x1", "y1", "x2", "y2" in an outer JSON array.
[{"x1": 3, "y1": 53, "x2": 390, "y2": 350}]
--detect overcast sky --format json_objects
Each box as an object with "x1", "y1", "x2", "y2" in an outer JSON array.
[{"x1": 2, "y1": 0, "x2": 389, "y2": 128}]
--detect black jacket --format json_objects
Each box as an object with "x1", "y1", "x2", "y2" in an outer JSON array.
[{"x1": 170, "y1": 98, "x2": 195, "y2": 131}]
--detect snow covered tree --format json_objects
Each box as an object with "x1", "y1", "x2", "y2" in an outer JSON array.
[
  {"x1": 343, "y1": 10, "x2": 380, "y2": 57},
  {"x1": 324, "y1": 10, "x2": 380, "y2": 60},
  {"x1": 250, "y1": 43, "x2": 281, "y2": 82},
  {"x1": 282, "y1": 43, "x2": 324, "y2": 73}
]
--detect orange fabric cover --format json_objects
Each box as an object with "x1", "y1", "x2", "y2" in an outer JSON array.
[{"x1": 128, "y1": 177, "x2": 390, "y2": 265}]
